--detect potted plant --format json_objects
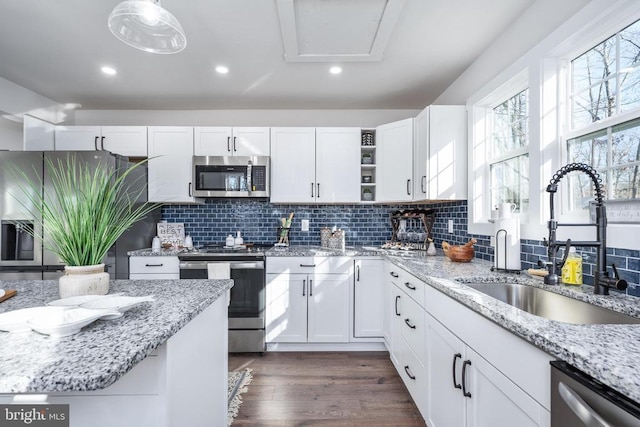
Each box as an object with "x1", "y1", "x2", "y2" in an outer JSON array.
[
  {"x1": 12, "y1": 154, "x2": 159, "y2": 298},
  {"x1": 361, "y1": 152, "x2": 373, "y2": 164},
  {"x1": 362, "y1": 187, "x2": 373, "y2": 201}
]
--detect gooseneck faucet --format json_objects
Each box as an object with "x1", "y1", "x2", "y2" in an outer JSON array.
[{"x1": 542, "y1": 163, "x2": 627, "y2": 295}]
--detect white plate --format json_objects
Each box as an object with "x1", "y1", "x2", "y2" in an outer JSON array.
[
  {"x1": 27, "y1": 307, "x2": 121, "y2": 337},
  {"x1": 79, "y1": 295, "x2": 155, "y2": 313},
  {"x1": 0, "y1": 307, "x2": 70, "y2": 333},
  {"x1": 48, "y1": 293, "x2": 123, "y2": 307}
]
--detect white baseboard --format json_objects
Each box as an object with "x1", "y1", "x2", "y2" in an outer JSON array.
[{"x1": 266, "y1": 342, "x2": 387, "y2": 352}]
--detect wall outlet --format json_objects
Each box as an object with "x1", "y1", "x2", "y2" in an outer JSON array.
[
  {"x1": 301, "y1": 219, "x2": 310, "y2": 232},
  {"x1": 448, "y1": 219, "x2": 454, "y2": 233},
  {"x1": 490, "y1": 236, "x2": 495, "y2": 247}
]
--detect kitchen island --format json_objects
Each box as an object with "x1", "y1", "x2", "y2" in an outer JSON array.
[{"x1": 0, "y1": 278, "x2": 232, "y2": 427}]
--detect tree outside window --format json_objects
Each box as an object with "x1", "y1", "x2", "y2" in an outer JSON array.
[
  {"x1": 490, "y1": 89, "x2": 529, "y2": 213},
  {"x1": 569, "y1": 19, "x2": 640, "y2": 208}
]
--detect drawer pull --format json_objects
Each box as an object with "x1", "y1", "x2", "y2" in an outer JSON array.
[
  {"x1": 404, "y1": 318, "x2": 416, "y2": 329},
  {"x1": 462, "y1": 360, "x2": 472, "y2": 398},
  {"x1": 299, "y1": 264, "x2": 316, "y2": 268},
  {"x1": 145, "y1": 263, "x2": 164, "y2": 267},
  {"x1": 404, "y1": 282, "x2": 416, "y2": 290},
  {"x1": 390, "y1": 272, "x2": 399, "y2": 278},
  {"x1": 404, "y1": 365, "x2": 416, "y2": 380},
  {"x1": 452, "y1": 353, "x2": 462, "y2": 389}
]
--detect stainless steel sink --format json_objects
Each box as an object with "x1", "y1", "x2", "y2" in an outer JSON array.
[{"x1": 465, "y1": 283, "x2": 640, "y2": 325}]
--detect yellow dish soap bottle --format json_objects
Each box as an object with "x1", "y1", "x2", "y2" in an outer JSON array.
[{"x1": 561, "y1": 247, "x2": 583, "y2": 285}]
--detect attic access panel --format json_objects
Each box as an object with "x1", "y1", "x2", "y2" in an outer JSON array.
[{"x1": 276, "y1": 0, "x2": 405, "y2": 62}]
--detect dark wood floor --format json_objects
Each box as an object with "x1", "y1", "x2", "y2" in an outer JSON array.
[{"x1": 228, "y1": 351, "x2": 427, "y2": 427}]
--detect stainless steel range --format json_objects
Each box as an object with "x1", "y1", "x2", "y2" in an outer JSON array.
[{"x1": 178, "y1": 244, "x2": 267, "y2": 353}]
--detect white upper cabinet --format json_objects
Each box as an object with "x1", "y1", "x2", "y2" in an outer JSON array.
[
  {"x1": 270, "y1": 127, "x2": 316, "y2": 203},
  {"x1": 193, "y1": 127, "x2": 270, "y2": 157},
  {"x1": 54, "y1": 126, "x2": 148, "y2": 157},
  {"x1": 270, "y1": 127, "x2": 360, "y2": 203},
  {"x1": 315, "y1": 127, "x2": 360, "y2": 203},
  {"x1": 414, "y1": 105, "x2": 467, "y2": 201},
  {"x1": 376, "y1": 118, "x2": 414, "y2": 202},
  {"x1": 23, "y1": 115, "x2": 55, "y2": 151},
  {"x1": 147, "y1": 126, "x2": 199, "y2": 203}
]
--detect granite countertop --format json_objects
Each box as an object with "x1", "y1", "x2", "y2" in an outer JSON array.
[
  {"x1": 128, "y1": 247, "x2": 184, "y2": 256},
  {"x1": 0, "y1": 278, "x2": 233, "y2": 394},
  {"x1": 264, "y1": 245, "x2": 640, "y2": 403},
  {"x1": 265, "y1": 245, "x2": 384, "y2": 257}
]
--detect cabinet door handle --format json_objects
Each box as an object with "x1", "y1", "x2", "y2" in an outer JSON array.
[
  {"x1": 317, "y1": 183, "x2": 320, "y2": 198},
  {"x1": 452, "y1": 353, "x2": 462, "y2": 389},
  {"x1": 395, "y1": 295, "x2": 400, "y2": 316},
  {"x1": 390, "y1": 271, "x2": 399, "y2": 278},
  {"x1": 101, "y1": 136, "x2": 105, "y2": 151},
  {"x1": 356, "y1": 265, "x2": 360, "y2": 281},
  {"x1": 303, "y1": 279, "x2": 306, "y2": 296},
  {"x1": 404, "y1": 365, "x2": 416, "y2": 380},
  {"x1": 404, "y1": 282, "x2": 416, "y2": 290},
  {"x1": 462, "y1": 360, "x2": 472, "y2": 398},
  {"x1": 233, "y1": 136, "x2": 237, "y2": 152},
  {"x1": 421, "y1": 176, "x2": 426, "y2": 194},
  {"x1": 145, "y1": 263, "x2": 164, "y2": 267},
  {"x1": 188, "y1": 182, "x2": 193, "y2": 197},
  {"x1": 407, "y1": 179, "x2": 411, "y2": 195},
  {"x1": 309, "y1": 279, "x2": 313, "y2": 297},
  {"x1": 227, "y1": 136, "x2": 231, "y2": 152},
  {"x1": 311, "y1": 182, "x2": 314, "y2": 198},
  {"x1": 299, "y1": 264, "x2": 316, "y2": 268},
  {"x1": 94, "y1": 136, "x2": 99, "y2": 151},
  {"x1": 404, "y1": 318, "x2": 416, "y2": 329}
]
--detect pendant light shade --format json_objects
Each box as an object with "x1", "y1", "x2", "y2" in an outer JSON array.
[{"x1": 108, "y1": 0, "x2": 186, "y2": 54}]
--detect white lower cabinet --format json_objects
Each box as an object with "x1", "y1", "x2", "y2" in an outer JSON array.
[
  {"x1": 266, "y1": 257, "x2": 351, "y2": 343},
  {"x1": 427, "y1": 315, "x2": 549, "y2": 427},
  {"x1": 353, "y1": 258, "x2": 384, "y2": 339},
  {"x1": 385, "y1": 261, "x2": 552, "y2": 427}
]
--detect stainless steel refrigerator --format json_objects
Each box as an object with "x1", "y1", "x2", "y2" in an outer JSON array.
[{"x1": 0, "y1": 151, "x2": 161, "y2": 281}]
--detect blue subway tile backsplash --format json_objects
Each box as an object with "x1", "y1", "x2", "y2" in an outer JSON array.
[{"x1": 162, "y1": 199, "x2": 640, "y2": 296}]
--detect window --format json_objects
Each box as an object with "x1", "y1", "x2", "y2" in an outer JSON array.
[
  {"x1": 571, "y1": 19, "x2": 640, "y2": 129},
  {"x1": 489, "y1": 89, "x2": 530, "y2": 213},
  {"x1": 567, "y1": 18, "x2": 640, "y2": 210},
  {"x1": 567, "y1": 118, "x2": 640, "y2": 208}
]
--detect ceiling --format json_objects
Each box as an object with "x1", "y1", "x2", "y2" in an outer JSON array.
[{"x1": 0, "y1": 0, "x2": 544, "y2": 110}]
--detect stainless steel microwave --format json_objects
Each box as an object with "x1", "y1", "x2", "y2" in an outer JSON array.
[{"x1": 193, "y1": 156, "x2": 270, "y2": 198}]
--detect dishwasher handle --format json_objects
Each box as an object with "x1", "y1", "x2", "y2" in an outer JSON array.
[{"x1": 558, "y1": 381, "x2": 612, "y2": 427}]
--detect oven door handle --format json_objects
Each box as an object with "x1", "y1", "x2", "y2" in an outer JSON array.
[{"x1": 179, "y1": 261, "x2": 264, "y2": 270}]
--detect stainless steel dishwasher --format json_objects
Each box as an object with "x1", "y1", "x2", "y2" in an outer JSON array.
[{"x1": 551, "y1": 361, "x2": 640, "y2": 426}]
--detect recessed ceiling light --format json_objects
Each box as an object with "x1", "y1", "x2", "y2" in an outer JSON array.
[
  {"x1": 101, "y1": 66, "x2": 118, "y2": 76},
  {"x1": 329, "y1": 66, "x2": 342, "y2": 75},
  {"x1": 215, "y1": 66, "x2": 229, "y2": 74}
]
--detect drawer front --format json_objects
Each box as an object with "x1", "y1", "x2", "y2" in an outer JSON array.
[
  {"x1": 397, "y1": 334, "x2": 427, "y2": 416},
  {"x1": 129, "y1": 256, "x2": 179, "y2": 275},
  {"x1": 400, "y1": 295, "x2": 426, "y2": 362},
  {"x1": 266, "y1": 257, "x2": 314, "y2": 274},
  {"x1": 395, "y1": 270, "x2": 425, "y2": 308},
  {"x1": 266, "y1": 256, "x2": 351, "y2": 274}
]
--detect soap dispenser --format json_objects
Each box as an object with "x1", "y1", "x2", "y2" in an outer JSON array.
[
  {"x1": 234, "y1": 231, "x2": 244, "y2": 246},
  {"x1": 225, "y1": 234, "x2": 235, "y2": 247}
]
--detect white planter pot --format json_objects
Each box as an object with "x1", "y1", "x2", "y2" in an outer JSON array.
[{"x1": 59, "y1": 264, "x2": 110, "y2": 298}]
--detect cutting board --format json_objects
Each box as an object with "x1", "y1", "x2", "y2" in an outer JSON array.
[{"x1": 0, "y1": 290, "x2": 17, "y2": 303}]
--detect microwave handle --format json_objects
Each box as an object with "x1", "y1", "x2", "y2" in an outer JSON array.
[{"x1": 246, "y1": 162, "x2": 252, "y2": 194}]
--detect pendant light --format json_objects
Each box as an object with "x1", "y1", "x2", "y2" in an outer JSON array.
[{"x1": 108, "y1": 0, "x2": 187, "y2": 54}]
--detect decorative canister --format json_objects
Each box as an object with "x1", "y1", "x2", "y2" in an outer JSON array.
[
  {"x1": 328, "y1": 229, "x2": 345, "y2": 251},
  {"x1": 320, "y1": 227, "x2": 332, "y2": 248}
]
